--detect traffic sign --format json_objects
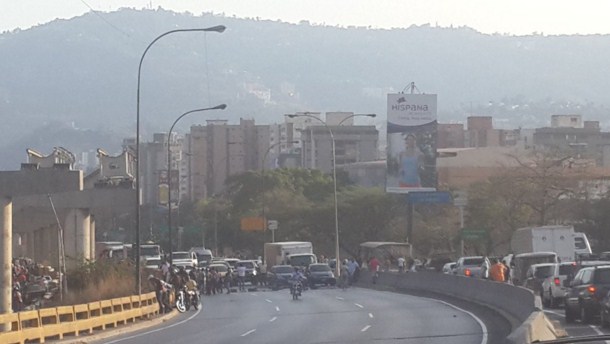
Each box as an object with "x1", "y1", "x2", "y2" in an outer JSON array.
[
  {"x1": 267, "y1": 220, "x2": 278, "y2": 230},
  {"x1": 461, "y1": 228, "x2": 488, "y2": 240},
  {"x1": 407, "y1": 191, "x2": 452, "y2": 204}
]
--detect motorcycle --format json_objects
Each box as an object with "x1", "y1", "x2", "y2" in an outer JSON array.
[
  {"x1": 290, "y1": 280, "x2": 303, "y2": 300},
  {"x1": 185, "y1": 289, "x2": 200, "y2": 311},
  {"x1": 175, "y1": 287, "x2": 187, "y2": 313}
]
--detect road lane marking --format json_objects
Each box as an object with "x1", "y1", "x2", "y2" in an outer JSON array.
[
  {"x1": 588, "y1": 325, "x2": 604, "y2": 335},
  {"x1": 354, "y1": 303, "x2": 364, "y2": 308},
  {"x1": 368, "y1": 313, "x2": 374, "y2": 318},
  {"x1": 265, "y1": 299, "x2": 273, "y2": 303},
  {"x1": 104, "y1": 307, "x2": 202, "y2": 344},
  {"x1": 251, "y1": 293, "x2": 258, "y2": 296},
  {"x1": 429, "y1": 298, "x2": 488, "y2": 344},
  {"x1": 269, "y1": 316, "x2": 277, "y2": 322},
  {"x1": 336, "y1": 296, "x2": 344, "y2": 300},
  {"x1": 276, "y1": 306, "x2": 280, "y2": 312},
  {"x1": 241, "y1": 329, "x2": 256, "y2": 337},
  {"x1": 361, "y1": 325, "x2": 371, "y2": 332}
]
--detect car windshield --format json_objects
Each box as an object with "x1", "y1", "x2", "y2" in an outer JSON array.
[
  {"x1": 463, "y1": 258, "x2": 484, "y2": 266},
  {"x1": 274, "y1": 266, "x2": 293, "y2": 273},
  {"x1": 575, "y1": 238, "x2": 587, "y2": 250},
  {"x1": 141, "y1": 246, "x2": 160, "y2": 256},
  {"x1": 210, "y1": 265, "x2": 227, "y2": 272},
  {"x1": 172, "y1": 253, "x2": 190, "y2": 260},
  {"x1": 534, "y1": 266, "x2": 554, "y2": 279},
  {"x1": 559, "y1": 265, "x2": 576, "y2": 276},
  {"x1": 310, "y1": 264, "x2": 331, "y2": 272},
  {"x1": 594, "y1": 269, "x2": 610, "y2": 284}
]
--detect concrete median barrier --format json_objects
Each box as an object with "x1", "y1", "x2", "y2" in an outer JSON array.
[{"x1": 358, "y1": 270, "x2": 560, "y2": 343}]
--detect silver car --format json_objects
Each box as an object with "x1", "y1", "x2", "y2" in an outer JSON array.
[
  {"x1": 454, "y1": 256, "x2": 490, "y2": 279},
  {"x1": 540, "y1": 262, "x2": 576, "y2": 308}
]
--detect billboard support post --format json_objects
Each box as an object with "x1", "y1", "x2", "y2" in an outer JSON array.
[{"x1": 406, "y1": 200, "x2": 414, "y2": 245}]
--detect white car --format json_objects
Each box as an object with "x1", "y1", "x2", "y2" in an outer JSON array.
[
  {"x1": 540, "y1": 262, "x2": 576, "y2": 308},
  {"x1": 172, "y1": 251, "x2": 198, "y2": 269}
]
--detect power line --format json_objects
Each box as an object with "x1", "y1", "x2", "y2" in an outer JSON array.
[{"x1": 77, "y1": 0, "x2": 133, "y2": 39}]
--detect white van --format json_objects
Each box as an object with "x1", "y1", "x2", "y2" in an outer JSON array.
[
  {"x1": 190, "y1": 247, "x2": 213, "y2": 266},
  {"x1": 573, "y1": 232, "x2": 592, "y2": 257}
]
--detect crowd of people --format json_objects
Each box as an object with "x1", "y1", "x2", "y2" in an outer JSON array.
[{"x1": 12, "y1": 257, "x2": 57, "y2": 312}]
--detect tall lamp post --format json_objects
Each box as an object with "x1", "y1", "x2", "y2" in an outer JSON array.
[
  {"x1": 261, "y1": 140, "x2": 299, "y2": 242},
  {"x1": 167, "y1": 104, "x2": 227, "y2": 265},
  {"x1": 135, "y1": 25, "x2": 225, "y2": 294},
  {"x1": 287, "y1": 113, "x2": 376, "y2": 277}
]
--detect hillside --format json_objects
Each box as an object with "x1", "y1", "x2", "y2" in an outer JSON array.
[{"x1": 1, "y1": 8, "x2": 610, "y2": 169}]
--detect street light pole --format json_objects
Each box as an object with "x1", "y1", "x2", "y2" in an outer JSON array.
[
  {"x1": 261, "y1": 140, "x2": 299, "y2": 243},
  {"x1": 167, "y1": 104, "x2": 226, "y2": 265},
  {"x1": 287, "y1": 112, "x2": 375, "y2": 277},
  {"x1": 135, "y1": 25, "x2": 225, "y2": 294}
]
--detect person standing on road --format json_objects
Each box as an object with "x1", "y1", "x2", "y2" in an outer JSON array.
[
  {"x1": 237, "y1": 263, "x2": 246, "y2": 291},
  {"x1": 397, "y1": 256, "x2": 406, "y2": 273},
  {"x1": 489, "y1": 259, "x2": 507, "y2": 282},
  {"x1": 259, "y1": 262, "x2": 267, "y2": 286},
  {"x1": 369, "y1": 256, "x2": 380, "y2": 284}
]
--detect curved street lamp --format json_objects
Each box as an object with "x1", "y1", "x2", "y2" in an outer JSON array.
[
  {"x1": 261, "y1": 140, "x2": 299, "y2": 243},
  {"x1": 134, "y1": 25, "x2": 225, "y2": 293},
  {"x1": 288, "y1": 112, "x2": 376, "y2": 277},
  {"x1": 167, "y1": 104, "x2": 227, "y2": 265}
]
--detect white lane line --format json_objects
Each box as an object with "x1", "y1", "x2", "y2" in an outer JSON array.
[
  {"x1": 275, "y1": 306, "x2": 280, "y2": 312},
  {"x1": 361, "y1": 325, "x2": 371, "y2": 332},
  {"x1": 368, "y1": 313, "x2": 374, "y2": 318},
  {"x1": 588, "y1": 324, "x2": 604, "y2": 335},
  {"x1": 241, "y1": 329, "x2": 256, "y2": 337},
  {"x1": 104, "y1": 308, "x2": 202, "y2": 344},
  {"x1": 336, "y1": 296, "x2": 344, "y2": 300},
  {"x1": 265, "y1": 299, "x2": 273, "y2": 303},
  {"x1": 251, "y1": 293, "x2": 258, "y2": 296},
  {"x1": 354, "y1": 303, "x2": 364, "y2": 308},
  {"x1": 269, "y1": 316, "x2": 277, "y2": 322},
  {"x1": 429, "y1": 298, "x2": 488, "y2": 344}
]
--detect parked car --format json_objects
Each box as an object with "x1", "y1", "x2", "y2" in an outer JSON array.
[
  {"x1": 267, "y1": 265, "x2": 295, "y2": 290},
  {"x1": 454, "y1": 256, "x2": 490, "y2": 279},
  {"x1": 307, "y1": 263, "x2": 336, "y2": 288},
  {"x1": 172, "y1": 251, "x2": 198, "y2": 269},
  {"x1": 540, "y1": 262, "x2": 577, "y2": 308},
  {"x1": 442, "y1": 262, "x2": 456, "y2": 274},
  {"x1": 224, "y1": 258, "x2": 240, "y2": 270},
  {"x1": 564, "y1": 265, "x2": 610, "y2": 323},
  {"x1": 523, "y1": 263, "x2": 556, "y2": 294}
]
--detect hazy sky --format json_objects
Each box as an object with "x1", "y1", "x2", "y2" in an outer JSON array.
[{"x1": 3, "y1": 0, "x2": 610, "y2": 35}]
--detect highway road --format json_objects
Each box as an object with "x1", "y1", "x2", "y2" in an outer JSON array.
[
  {"x1": 544, "y1": 307, "x2": 610, "y2": 344},
  {"x1": 95, "y1": 286, "x2": 504, "y2": 344}
]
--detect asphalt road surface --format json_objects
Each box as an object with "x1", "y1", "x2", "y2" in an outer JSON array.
[
  {"x1": 95, "y1": 286, "x2": 499, "y2": 344},
  {"x1": 544, "y1": 307, "x2": 610, "y2": 344}
]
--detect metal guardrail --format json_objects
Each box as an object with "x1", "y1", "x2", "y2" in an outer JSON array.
[{"x1": 0, "y1": 292, "x2": 159, "y2": 344}]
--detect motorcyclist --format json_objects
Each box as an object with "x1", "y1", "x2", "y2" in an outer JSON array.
[{"x1": 289, "y1": 267, "x2": 305, "y2": 295}]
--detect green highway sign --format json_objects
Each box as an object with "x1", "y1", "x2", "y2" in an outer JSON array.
[{"x1": 461, "y1": 228, "x2": 488, "y2": 240}]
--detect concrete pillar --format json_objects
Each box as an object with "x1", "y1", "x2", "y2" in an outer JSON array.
[
  {"x1": 89, "y1": 217, "x2": 95, "y2": 261},
  {"x1": 64, "y1": 208, "x2": 91, "y2": 267},
  {"x1": 0, "y1": 197, "x2": 12, "y2": 323}
]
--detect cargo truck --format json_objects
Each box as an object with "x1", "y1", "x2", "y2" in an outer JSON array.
[
  {"x1": 510, "y1": 225, "x2": 591, "y2": 263},
  {"x1": 264, "y1": 241, "x2": 317, "y2": 268}
]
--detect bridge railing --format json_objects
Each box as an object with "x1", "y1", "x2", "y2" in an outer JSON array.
[{"x1": 0, "y1": 292, "x2": 159, "y2": 344}]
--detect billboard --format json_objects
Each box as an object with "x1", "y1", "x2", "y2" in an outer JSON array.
[{"x1": 386, "y1": 93, "x2": 438, "y2": 193}]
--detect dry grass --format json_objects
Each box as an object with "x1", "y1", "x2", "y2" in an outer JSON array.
[{"x1": 57, "y1": 260, "x2": 151, "y2": 306}]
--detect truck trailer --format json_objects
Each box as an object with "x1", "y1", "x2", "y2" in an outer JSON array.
[{"x1": 264, "y1": 241, "x2": 317, "y2": 268}]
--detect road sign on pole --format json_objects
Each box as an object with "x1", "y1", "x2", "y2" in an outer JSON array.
[
  {"x1": 407, "y1": 191, "x2": 452, "y2": 204},
  {"x1": 460, "y1": 228, "x2": 488, "y2": 240},
  {"x1": 267, "y1": 220, "x2": 278, "y2": 230}
]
